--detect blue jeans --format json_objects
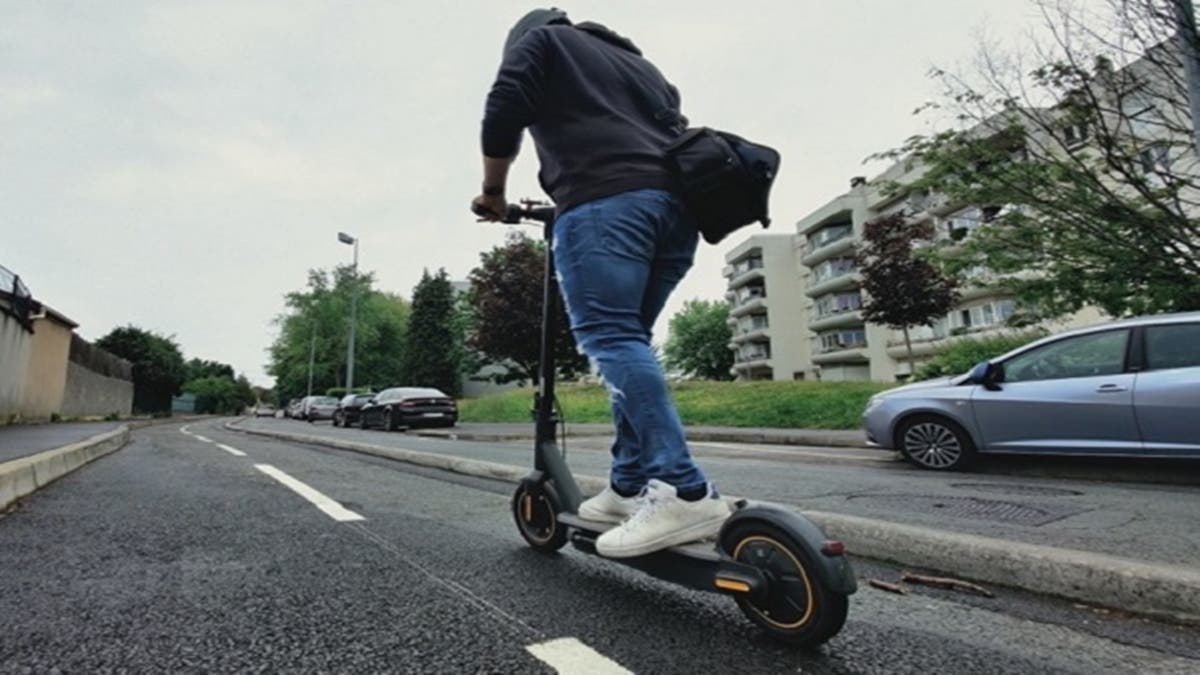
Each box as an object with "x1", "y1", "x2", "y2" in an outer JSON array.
[{"x1": 552, "y1": 188, "x2": 707, "y2": 495}]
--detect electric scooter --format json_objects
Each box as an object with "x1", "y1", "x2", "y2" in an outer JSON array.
[{"x1": 478, "y1": 200, "x2": 856, "y2": 647}]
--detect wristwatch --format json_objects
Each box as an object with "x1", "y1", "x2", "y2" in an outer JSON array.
[{"x1": 482, "y1": 184, "x2": 505, "y2": 196}]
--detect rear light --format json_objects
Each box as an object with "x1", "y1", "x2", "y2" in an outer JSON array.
[
  {"x1": 400, "y1": 401, "x2": 416, "y2": 407},
  {"x1": 820, "y1": 541, "x2": 846, "y2": 557}
]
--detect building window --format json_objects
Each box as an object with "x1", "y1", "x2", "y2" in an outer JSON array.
[
  {"x1": 1062, "y1": 122, "x2": 1089, "y2": 147},
  {"x1": 812, "y1": 256, "x2": 858, "y2": 284},
  {"x1": 806, "y1": 224, "x2": 853, "y2": 254},
  {"x1": 816, "y1": 329, "x2": 867, "y2": 353},
  {"x1": 814, "y1": 291, "x2": 862, "y2": 318},
  {"x1": 1139, "y1": 143, "x2": 1169, "y2": 176}
]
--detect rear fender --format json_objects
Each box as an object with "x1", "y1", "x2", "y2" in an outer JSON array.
[{"x1": 721, "y1": 502, "x2": 857, "y2": 595}]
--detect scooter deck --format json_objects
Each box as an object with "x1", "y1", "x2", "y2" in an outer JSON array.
[{"x1": 557, "y1": 512, "x2": 721, "y2": 561}]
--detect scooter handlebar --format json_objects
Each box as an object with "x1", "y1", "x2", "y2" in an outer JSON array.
[{"x1": 471, "y1": 201, "x2": 554, "y2": 225}]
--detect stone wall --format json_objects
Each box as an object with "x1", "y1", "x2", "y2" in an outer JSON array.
[{"x1": 60, "y1": 361, "x2": 134, "y2": 418}]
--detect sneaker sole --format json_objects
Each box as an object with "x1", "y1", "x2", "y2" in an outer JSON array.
[{"x1": 596, "y1": 514, "x2": 729, "y2": 559}]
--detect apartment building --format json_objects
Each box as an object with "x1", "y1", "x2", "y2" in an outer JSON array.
[
  {"x1": 722, "y1": 234, "x2": 810, "y2": 380},
  {"x1": 723, "y1": 42, "x2": 1188, "y2": 382},
  {"x1": 726, "y1": 159, "x2": 1103, "y2": 382}
]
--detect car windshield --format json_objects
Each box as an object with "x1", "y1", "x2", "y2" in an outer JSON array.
[{"x1": 314, "y1": 397, "x2": 338, "y2": 405}]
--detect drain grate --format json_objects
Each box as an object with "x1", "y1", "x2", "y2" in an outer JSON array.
[
  {"x1": 846, "y1": 494, "x2": 1088, "y2": 527},
  {"x1": 950, "y1": 482, "x2": 1083, "y2": 497}
]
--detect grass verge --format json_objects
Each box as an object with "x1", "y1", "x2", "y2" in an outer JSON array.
[{"x1": 459, "y1": 380, "x2": 890, "y2": 429}]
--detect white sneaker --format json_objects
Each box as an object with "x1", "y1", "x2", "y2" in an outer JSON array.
[
  {"x1": 578, "y1": 485, "x2": 639, "y2": 524},
  {"x1": 595, "y1": 479, "x2": 730, "y2": 558}
]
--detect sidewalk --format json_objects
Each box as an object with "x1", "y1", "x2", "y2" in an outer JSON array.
[
  {"x1": 0, "y1": 422, "x2": 124, "y2": 464},
  {"x1": 419, "y1": 422, "x2": 869, "y2": 448}
]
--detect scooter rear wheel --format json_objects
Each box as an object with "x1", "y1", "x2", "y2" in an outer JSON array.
[
  {"x1": 720, "y1": 520, "x2": 849, "y2": 648},
  {"x1": 511, "y1": 481, "x2": 567, "y2": 553}
]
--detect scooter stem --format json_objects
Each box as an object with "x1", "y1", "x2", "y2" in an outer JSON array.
[{"x1": 535, "y1": 219, "x2": 583, "y2": 513}]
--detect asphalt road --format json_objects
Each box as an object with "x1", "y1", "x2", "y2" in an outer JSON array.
[
  {"x1": 239, "y1": 417, "x2": 1200, "y2": 568},
  {"x1": 1, "y1": 420, "x2": 1196, "y2": 674},
  {"x1": 0, "y1": 421, "x2": 122, "y2": 463}
]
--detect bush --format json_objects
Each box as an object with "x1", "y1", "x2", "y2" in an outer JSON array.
[
  {"x1": 50, "y1": 412, "x2": 62, "y2": 423},
  {"x1": 914, "y1": 330, "x2": 1046, "y2": 380}
]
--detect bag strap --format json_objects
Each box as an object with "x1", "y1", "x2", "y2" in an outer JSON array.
[{"x1": 626, "y1": 72, "x2": 687, "y2": 137}]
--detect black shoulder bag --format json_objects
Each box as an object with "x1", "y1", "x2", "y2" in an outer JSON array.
[{"x1": 662, "y1": 127, "x2": 781, "y2": 244}]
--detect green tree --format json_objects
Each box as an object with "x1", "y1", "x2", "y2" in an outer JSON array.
[
  {"x1": 880, "y1": 0, "x2": 1200, "y2": 317},
  {"x1": 184, "y1": 374, "x2": 256, "y2": 415},
  {"x1": 465, "y1": 232, "x2": 588, "y2": 385},
  {"x1": 184, "y1": 358, "x2": 235, "y2": 382},
  {"x1": 95, "y1": 325, "x2": 186, "y2": 414},
  {"x1": 856, "y1": 213, "x2": 960, "y2": 370},
  {"x1": 267, "y1": 266, "x2": 409, "y2": 403},
  {"x1": 403, "y1": 269, "x2": 462, "y2": 396},
  {"x1": 663, "y1": 299, "x2": 735, "y2": 380}
]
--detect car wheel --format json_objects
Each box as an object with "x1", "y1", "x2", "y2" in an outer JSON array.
[
  {"x1": 897, "y1": 415, "x2": 976, "y2": 471},
  {"x1": 332, "y1": 413, "x2": 341, "y2": 428}
]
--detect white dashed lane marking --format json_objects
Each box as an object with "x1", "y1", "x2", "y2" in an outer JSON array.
[
  {"x1": 254, "y1": 464, "x2": 365, "y2": 522},
  {"x1": 526, "y1": 637, "x2": 633, "y2": 674},
  {"x1": 216, "y1": 443, "x2": 247, "y2": 457},
  {"x1": 193, "y1": 435, "x2": 213, "y2": 443}
]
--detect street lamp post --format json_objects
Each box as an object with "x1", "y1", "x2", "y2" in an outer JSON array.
[{"x1": 338, "y1": 232, "x2": 359, "y2": 393}]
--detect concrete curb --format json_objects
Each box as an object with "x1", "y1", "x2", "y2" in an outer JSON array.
[
  {"x1": 0, "y1": 425, "x2": 131, "y2": 512},
  {"x1": 224, "y1": 421, "x2": 1200, "y2": 626}
]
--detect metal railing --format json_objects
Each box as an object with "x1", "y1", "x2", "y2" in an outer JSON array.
[{"x1": 0, "y1": 263, "x2": 34, "y2": 328}]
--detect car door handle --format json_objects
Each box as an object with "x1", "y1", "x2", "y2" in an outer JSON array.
[{"x1": 1095, "y1": 384, "x2": 1128, "y2": 393}]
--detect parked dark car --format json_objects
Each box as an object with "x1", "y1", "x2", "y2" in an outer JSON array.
[
  {"x1": 333, "y1": 393, "x2": 375, "y2": 428},
  {"x1": 359, "y1": 387, "x2": 458, "y2": 431}
]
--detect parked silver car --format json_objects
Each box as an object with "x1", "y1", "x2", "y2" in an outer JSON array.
[
  {"x1": 298, "y1": 396, "x2": 339, "y2": 422},
  {"x1": 863, "y1": 312, "x2": 1199, "y2": 470}
]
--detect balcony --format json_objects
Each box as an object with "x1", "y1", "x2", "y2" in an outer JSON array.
[
  {"x1": 735, "y1": 346, "x2": 772, "y2": 365},
  {"x1": 730, "y1": 317, "x2": 771, "y2": 344},
  {"x1": 729, "y1": 297, "x2": 767, "y2": 318},
  {"x1": 726, "y1": 257, "x2": 765, "y2": 288},
  {"x1": 729, "y1": 286, "x2": 767, "y2": 318},
  {"x1": 800, "y1": 226, "x2": 855, "y2": 267},
  {"x1": 805, "y1": 270, "x2": 860, "y2": 298},
  {"x1": 811, "y1": 343, "x2": 869, "y2": 365},
  {"x1": 808, "y1": 308, "x2": 864, "y2": 332}
]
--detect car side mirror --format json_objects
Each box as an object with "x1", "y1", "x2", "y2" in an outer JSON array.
[{"x1": 968, "y1": 361, "x2": 1002, "y2": 390}]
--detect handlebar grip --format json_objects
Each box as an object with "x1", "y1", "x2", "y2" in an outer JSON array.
[{"x1": 471, "y1": 201, "x2": 524, "y2": 224}]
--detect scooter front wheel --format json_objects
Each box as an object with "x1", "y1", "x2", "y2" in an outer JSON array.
[
  {"x1": 720, "y1": 519, "x2": 849, "y2": 648},
  {"x1": 511, "y1": 481, "x2": 568, "y2": 553}
]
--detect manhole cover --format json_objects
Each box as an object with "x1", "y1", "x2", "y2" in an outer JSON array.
[
  {"x1": 950, "y1": 482, "x2": 1083, "y2": 497},
  {"x1": 846, "y1": 494, "x2": 1087, "y2": 526}
]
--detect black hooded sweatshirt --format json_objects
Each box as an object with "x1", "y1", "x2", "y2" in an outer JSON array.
[{"x1": 481, "y1": 23, "x2": 684, "y2": 211}]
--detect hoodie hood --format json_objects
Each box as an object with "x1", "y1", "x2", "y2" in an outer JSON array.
[{"x1": 504, "y1": 8, "x2": 571, "y2": 53}]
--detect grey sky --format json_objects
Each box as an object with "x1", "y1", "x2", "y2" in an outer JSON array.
[{"x1": 4, "y1": 1, "x2": 1068, "y2": 386}]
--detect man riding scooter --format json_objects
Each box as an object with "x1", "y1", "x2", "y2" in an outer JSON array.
[{"x1": 471, "y1": 8, "x2": 729, "y2": 558}]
